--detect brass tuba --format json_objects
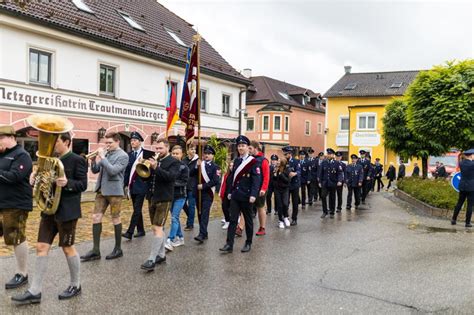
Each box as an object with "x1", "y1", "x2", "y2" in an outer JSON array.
[
  {"x1": 27, "y1": 114, "x2": 74, "y2": 215},
  {"x1": 136, "y1": 153, "x2": 160, "y2": 178}
]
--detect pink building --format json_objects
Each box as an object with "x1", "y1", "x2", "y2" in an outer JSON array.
[{"x1": 245, "y1": 75, "x2": 326, "y2": 157}]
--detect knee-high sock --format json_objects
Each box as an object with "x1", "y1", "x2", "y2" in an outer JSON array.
[
  {"x1": 158, "y1": 235, "x2": 166, "y2": 258},
  {"x1": 29, "y1": 256, "x2": 48, "y2": 295},
  {"x1": 92, "y1": 223, "x2": 102, "y2": 254},
  {"x1": 114, "y1": 223, "x2": 122, "y2": 250},
  {"x1": 148, "y1": 236, "x2": 163, "y2": 261},
  {"x1": 14, "y1": 241, "x2": 28, "y2": 276},
  {"x1": 66, "y1": 254, "x2": 81, "y2": 287}
]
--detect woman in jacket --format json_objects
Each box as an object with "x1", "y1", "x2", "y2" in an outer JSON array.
[
  {"x1": 273, "y1": 158, "x2": 291, "y2": 229},
  {"x1": 451, "y1": 149, "x2": 474, "y2": 228},
  {"x1": 386, "y1": 162, "x2": 396, "y2": 190}
]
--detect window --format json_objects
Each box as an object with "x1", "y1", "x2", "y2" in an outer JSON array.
[
  {"x1": 317, "y1": 122, "x2": 323, "y2": 134},
  {"x1": 166, "y1": 28, "x2": 187, "y2": 47},
  {"x1": 390, "y1": 82, "x2": 403, "y2": 88},
  {"x1": 284, "y1": 116, "x2": 289, "y2": 132},
  {"x1": 262, "y1": 115, "x2": 269, "y2": 132},
  {"x1": 340, "y1": 116, "x2": 349, "y2": 131},
  {"x1": 166, "y1": 80, "x2": 179, "y2": 109},
  {"x1": 246, "y1": 118, "x2": 254, "y2": 131},
  {"x1": 100, "y1": 65, "x2": 116, "y2": 95},
  {"x1": 200, "y1": 89, "x2": 207, "y2": 112},
  {"x1": 305, "y1": 120, "x2": 311, "y2": 136},
  {"x1": 118, "y1": 11, "x2": 144, "y2": 31},
  {"x1": 278, "y1": 91, "x2": 290, "y2": 100},
  {"x1": 29, "y1": 49, "x2": 51, "y2": 85},
  {"x1": 72, "y1": 0, "x2": 94, "y2": 13},
  {"x1": 357, "y1": 114, "x2": 376, "y2": 130},
  {"x1": 222, "y1": 94, "x2": 230, "y2": 115},
  {"x1": 344, "y1": 83, "x2": 357, "y2": 90},
  {"x1": 273, "y1": 116, "x2": 281, "y2": 132}
]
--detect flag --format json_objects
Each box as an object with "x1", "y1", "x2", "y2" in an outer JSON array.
[
  {"x1": 179, "y1": 43, "x2": 199, "y2": 144},
  {"x1": 166, "y1": 81, "x2": 179, "y2": 135}
]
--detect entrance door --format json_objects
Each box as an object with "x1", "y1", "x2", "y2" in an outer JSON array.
[{"x1": 119, "y1": 132, "x2": 131, "y2": 152}]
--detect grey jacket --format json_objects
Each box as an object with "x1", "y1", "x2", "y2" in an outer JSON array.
[{"x1": 92, "y1": 148, "x2": 129, "y2": 196}]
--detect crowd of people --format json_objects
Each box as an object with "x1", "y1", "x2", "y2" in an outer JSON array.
[{"x1": 1, "y1": 125, "x2": 473, "y2": 305}]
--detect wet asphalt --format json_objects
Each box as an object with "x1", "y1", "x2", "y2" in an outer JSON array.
[{"x1": 1, "y1": 191, "x2": 473, "y2": 314}]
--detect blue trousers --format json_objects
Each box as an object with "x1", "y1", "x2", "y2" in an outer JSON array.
[{"x1": 168, "y1": 197, "x2": 186, "y2": 240}]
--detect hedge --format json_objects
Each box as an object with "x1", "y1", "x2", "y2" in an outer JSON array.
[{"x1": 397, "y1": 177, "x2": 462, "y2": 210}]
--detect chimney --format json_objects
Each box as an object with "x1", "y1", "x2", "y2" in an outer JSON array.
[
  {"x1": 344, "y1": 65, "x2": 352, "y2": 74},
  {"x1": 242, "y1": 68, "x2": 252, "y2": 78}
]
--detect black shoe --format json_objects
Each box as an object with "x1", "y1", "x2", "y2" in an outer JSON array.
[
  {"x1": 155, "y1": 255, "x2": 167, "y2": 264},
  {"x1": 290, "y1": 220, "x2": 297, "y2": 226},
  {"x1": 241, "y1": 243, "x2": 251, "y2": 253},
  {"x1": 309, "y1": 203, "x2": 313, "y2": 206},
  {"x1": 329, "y1": 214, "x2": 335, "y2": 218},
  {"x1": 346, "y1": 207, "x2": 351, "y2": 210},
  {"x1": 121, "y1": 232, "x2": 133, "y2": 240},
  {"x1": 80, "y1": 250, "x2": 101, "y2": 262},
  {"x1": 184, "y1": 226, "x2": 194, "y2": 231},
  {"x1": 5, "y1": 274, "x2": 28, "y2": 290},
  {"x1": 336, "y1": 209, "x2": 341, "y2": 213},
  {"x1": 451, "y1": 219, "x2": 456, "y2": 225},
  {"x1": 58, "y1": 286, "x2": 81, "y2": 300},
  {"x1": 466, "y1": 223, "x2": 472, "y2": 228},
  {"x1": 141, "y1": 260, "x2": 155, "y2": 271},
  {"x1": 134, "y1": 231, "x2": 146, "y2": 238},
  {"x1": 355, "y1": 205, "x2": 359, "y2": 210},
  {"x1": 194, "y1": 235, "x2": 204, "y2": 243},
  {"x1": 105, "y1": 248, "x2": 123, "y2": 260},
  {"x1": 219, "y1": 244, "x2": 233, "y2": 253},
  {"x1": 320, "y1": 213, "x2": 327, "y2": 218},
  {"x1": 11, "y1": 290, "x2": 41, "y2": 305}
]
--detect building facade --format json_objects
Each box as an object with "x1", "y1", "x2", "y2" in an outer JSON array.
[
  {"x1": 324, "y1": 66, "x2": 420, "y2": 172},
  {"x1": 245, "y1": 74, "x2": 325, "y2": 157},
  {"x1": 0, "y1": 0, "x2": 249, "y2": 187}
]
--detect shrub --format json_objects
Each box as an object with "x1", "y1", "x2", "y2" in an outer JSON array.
[{"x1": 397, "y1": 177, "x2": 463, "y2": 210}]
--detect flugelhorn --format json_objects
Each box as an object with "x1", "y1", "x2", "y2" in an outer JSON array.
[
  {"x1": 136, "y1": 153, "x2": 161, "y2": 178},
  {"x1": 85, "y1": 149, "x2": 100, "y2": 159}
]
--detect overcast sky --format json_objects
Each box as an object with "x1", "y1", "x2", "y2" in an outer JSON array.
[{"x1": 159, "y1": 0, "x2": 473, "y2": 93}]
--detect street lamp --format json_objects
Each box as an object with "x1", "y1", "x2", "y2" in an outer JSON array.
[
  {"x1": 98, "y1": 127, "x2": 106, "y2": 141},
  {"x1": 151, "y1": 131, "x2": 159, "y2": 144}
]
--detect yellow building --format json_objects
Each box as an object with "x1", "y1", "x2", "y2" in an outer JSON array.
[{"x1": 324, "y1": 67, "x2": 420, "y2": 173}]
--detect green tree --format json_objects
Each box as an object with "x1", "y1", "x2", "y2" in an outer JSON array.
[
  {"x1": 383, "y1": 99, "x2": 444, "y2": 178},
  {"x1": 406, "y1": 59, "x2": 474, "y2": 150},
  {"x1": 206, "y1": 134, "x2": 229, "y2": 172}
]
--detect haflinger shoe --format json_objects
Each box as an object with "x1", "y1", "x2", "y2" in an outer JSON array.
[
  {"x1": 241, "y1": 243, "x2": 251, "y2": 253},
  {"x1": 5, "y1": 273, "x2": 28, "y2": 289},
  {"x1": 80, "y1": 250, "x2": 101, "y2": 262},
  {"x1": 58, "y1": 286, "x2": 81, "y2": 300},
  {"x1": 141, "y1": 260, "x2": 156, "y2": 272},
  {"x1": 155, "y1": 255, "x2": 166, "y2": 264},
  {"x1": 105, "y1": 248, "x2": 123, "y2": 260},
  {"x1": 121, "y1": 232, "x2": 133, "y2": 240},
  {"x1": 11, "y1": 290, "x2": 41, "y2": 305},
  {"x1": 219, "y1": 244, "x2": 233, "y2": 253},
  {"x1": 134, "y1": 231, "x2": 146, "y2": 238}
]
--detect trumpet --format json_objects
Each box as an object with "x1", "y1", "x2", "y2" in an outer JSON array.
[
  {"x1": 85, "y1": 148, "x2": 106, "y2": 159},
  {"x1": 136, "y1": 153, "x2": 161, "y2": 178}
]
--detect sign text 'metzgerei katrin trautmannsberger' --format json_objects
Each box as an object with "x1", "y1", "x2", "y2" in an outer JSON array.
[{"x1": 0, "y1": 84, "x2": 165, "y2": 122}]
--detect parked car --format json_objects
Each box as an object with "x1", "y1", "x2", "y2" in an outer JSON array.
[{"x1": 428, "y1": 151, "x2": 460, "y2": 178}]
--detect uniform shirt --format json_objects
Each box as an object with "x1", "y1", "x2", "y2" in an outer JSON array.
[
  {"x1": 309, "y1": 157, "x2": 319, "y2": 182},
  {"x1": 459, "y1": 159, "x2": 474, "y2": 192},
  {"x1": 189, "y1": 160, "x2": 219, "y2": 200},
  {"x1": 288, "y1": 157, "x2": 301, "y2": 190},
  {"x1": 318, "y1": 159, "x2": 344, "y2": 188},
  {"x1": 345, "y1": 163, "x2": 364, "y2": 187},
  {"x1": 300, "y1": 158, "x2": 310, "y2": 183},
  {"x1": 358, "y1": 158, "x2": 371, "y2": 179}
]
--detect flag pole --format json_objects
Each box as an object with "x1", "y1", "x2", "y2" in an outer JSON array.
[
  {"x1": 194, "y1": 33, "x2": 202, "y2": 217},
  {"x1": 166, "y1": 73, "x2": 171, "y2": 138}
]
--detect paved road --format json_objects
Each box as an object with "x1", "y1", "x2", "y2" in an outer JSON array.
[{"x1": 1, "y1": 191, "x2": 473, "y2": 314}]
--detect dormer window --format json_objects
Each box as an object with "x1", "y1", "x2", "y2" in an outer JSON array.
[
  {"x1": 344, "y1": 83, "x2": 357, "y2": 90},
  {"x1": 72, "y1": 0, "x2": 94, "y2": 13},
  {"x1": 165, "y1": 28, "x2": 187, "y2": 47},
  {"x1": 118, "y1": 10, "x2": 144, "y2": 31}
]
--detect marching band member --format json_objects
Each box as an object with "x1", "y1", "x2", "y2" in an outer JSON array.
[
  {"x1": 183, "y1": 144, "x2": 198, "y2": 231},
  {"x1": 282, "y1": 146, "x2": 301, "y2": 226},
  {"x1": 335, "y1": 151, "x2": 346, "y2": 212},
  {"x1": 345, "y1": 154, "x2": 364, "y2": 211},
  {"x1": 318, "y1": 148, "x2": 343, "y2": 219},
  {"x1": 249, "y1": 141, "x2": 270, "y2": 236}
]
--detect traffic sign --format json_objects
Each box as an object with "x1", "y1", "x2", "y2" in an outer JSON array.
[{"x1": 451, "y1": 171, "x2": 461, "y2": 192}]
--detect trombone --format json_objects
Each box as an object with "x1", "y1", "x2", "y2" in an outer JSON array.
[{"x1": 136, "y1": 153, "x2": 161, "y2": 178}]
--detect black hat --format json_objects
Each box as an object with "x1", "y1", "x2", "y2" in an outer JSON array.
[
  {"x1": 282, "y1": 146, "x2": 293, "y2": 154},
  {"x1": 464, "y1": 148, "x2": 474, "y2": 155},
  {"x1": 271, "y1": 154, "x2": 279, "y2": 161},
  {"x1": 236, "y1": 135, "x2": 250, "y2": 145},
  {"x1": 318, "y1": 152, "x2": 324, "y2": 157},
  {"x1": 359, "y1": 149, "x2": 366, "y2": 155},
  {"x1": 299, "y1": 150, "x2": 307, "y2": 156},
  {"x1": 335, "y1": 151, "x2": 343, "y2": 157},
  {"x1": 203, "y1": 145, "x2": 215, "y2": 155},
  {"x1": 350, "y1": 154, "x2": 358, "y2": 159},
  {"x1": 326, "y1": 148, "x2": 335, "y2": 155},
  {"x1": 308, "y1": 148, "x2": 315, "y2": 154},
  {"x1": 130, "y1": 131, "x2": 144, "y2": 142}
]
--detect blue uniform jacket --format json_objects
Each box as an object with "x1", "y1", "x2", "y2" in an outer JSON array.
[
  {"x1": 288, "y1": 157, "x2": 301, "y2": 190},
  {"x1": 318, "y1": 159, "x2": 344, "y2": 188},
  {"x1": 300, "y1": 158, "x2": 310, "y2": 184},
  {"x1": 228, "y1": 156, "x2": 262, "y2": 201},
  {"x1": 124, "y1": 149, "x2": 152, "y2": 195},
  {"x1": 345, "y1": 163, "x2": 364, "y2": 187},
  {"x1": 190, "y1": 160, "x2": 219, "y2": 200},
  {"x1": 459, "y1": 159, "x2": 474, "y2": 192},
  {"x1": 309, "y1": 158, "x2": 319, "y2": 182}
]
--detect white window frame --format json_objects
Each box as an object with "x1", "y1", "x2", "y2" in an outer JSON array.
[
  {"x1": 305, "y1": 120, "x2": 311, "y2": 136},
  {"x1": 339, "y1": 115, "x2": 349, "y2": 131},
  {"x1": 27, "y1": 45, "x2": 55, "y2": 87},
  {"x1": 117, "y1": 10, "x2": 145, "y2": 31},
  {"x1": 262, "y1": 115, "x2": 270, "y2": 132},
  {"x1": 273, "y1": 115, "x2": 282, "y2": 132},
  {"x1": 166, "y1": 79, "x2": 180, "y2": 110},
  {"x1": 356, "y1": 113, "x2": 377, "y2": 131},
  {"x1": 317, "y1": 122, "x2": 323, "y2": 134},
  {"x1": 165, "y1": 28, "x2": 187, "y2": 47},
  {"x1": 246, "y1": 117, "x2": 255, "y2": 132},
  {"x1": 72, "y1": 0, "x2": 94, "y2": 13},
  {"x1": 222, "y1": 93, "x2": 231, "y2": 116},
  {"x1": 284, "y1": 116, "x2": 290, "y2": 132},
  {"x1": 199, "y1": 88, "x2": 208, "y2": 112},
  {"x1": 98, "y1": 61, "x2": 119, "y2": 97}
]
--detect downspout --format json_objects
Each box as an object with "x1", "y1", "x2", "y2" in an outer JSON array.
[
  {"x1": 348, "y1": 106, "x2": 351, "y2": 157},
  {"x1": 238, "y1": 87, "x2": 248, "y2": 135}
]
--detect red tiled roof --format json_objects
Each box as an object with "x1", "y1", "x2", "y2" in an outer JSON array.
[{"x1": 0, "y1": 0, "x2": 249, "y2": 85}]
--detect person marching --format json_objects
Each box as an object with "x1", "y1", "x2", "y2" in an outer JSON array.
[
  {"x1": 358, "y1": 150, "x2": 371, "y2": 204},
  {"x1": 318, "y1": 148, "x2": 344, "y2": 218},
  {"x1": 397, "y1": 160, "x2": 406, "y2": 180},
  {"x1": 345, "y1": 154, "x2": 364, "y2": 210},
  {"x1": 0, "y1": 126, "x2": 32, "y2": 290},
  {"x1": 164, "y1": 145, "x2": 189, "y2": 251},
  {"x1": 282, "y1": 146, "x2": 301, "y2": 226},
  {"x1": 412, "y1": 162, "x2": 420, "y2": 177},
  {"x1": 122, "y1": 132, "x2": 153, "y2": 240},
  {"x1": 386, "y1": 162, "x2": 396, "y2": 190},
  {"x1": 335, "y1": 151, "x2": 346, "y2": 212},
  {"x1": 273, "y1": 157, "x2": 291, "y2": 228},
  {"x1": 299, "y1": 150, "x2": 311, "y2": 209},
  {"x1": 373, "y1": 158, "x2": 385, "y2": 192},
  {"x1": 316, "y1": 151, "x2": 325, "y2": 200},
  {"x1": 249, "y1": 141, "x2": 270, "y2": 236},
  {"x1": 307, "y1": 148, "x2": 318, "y2": 206},
  {"x1": 182, "y1": 144, "x2": 198, "y2": 231},
  {"x1": 12, "y1": 133, "x2": 87, "y2": 304},
  {"x1": 220, "y1": 135, "x2": 261, "y2": 254},
  {"x1": 451, "y1": 148, "x2": 474, "y2": 228},
  {"x1": 141, "y1": 139, "x2": 180, "y2": 271},
  {"x1": 220, "y1": 161, "x2": 234, "y2": 230},
  {"x1": 81, "y1": 132, "x2": 129, "y2": 262},
  {"x1": 266, "y1": 154, "x2": 279, "y2": 215},
  {"x1": 194, "y1": 145, "x2": 219, "y2": 243}
]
